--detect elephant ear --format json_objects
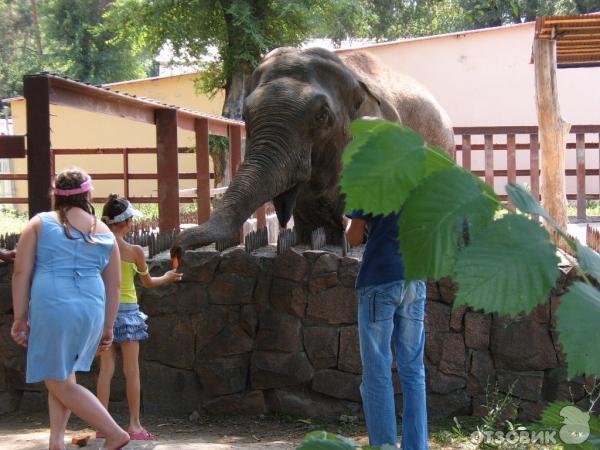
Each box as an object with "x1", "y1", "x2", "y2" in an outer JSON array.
[{"x1": 353, "y1": 78, "x2": 402, "y2": 123}]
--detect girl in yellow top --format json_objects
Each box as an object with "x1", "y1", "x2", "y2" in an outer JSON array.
[{"x1": 96, "y1": 195, "x2": 182, "y2": 441}]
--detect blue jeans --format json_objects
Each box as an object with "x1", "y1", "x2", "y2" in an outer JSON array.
[{"x1": 358, "y1": 280, "x2": 428, "y2": 449}]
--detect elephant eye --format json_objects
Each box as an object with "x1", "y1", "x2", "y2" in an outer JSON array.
[{"x1": 314, "y1": 107, "x2": 330, "y2": 127}]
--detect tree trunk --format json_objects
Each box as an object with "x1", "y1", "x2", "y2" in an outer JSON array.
[
  {"x1": 534, "y1": 38, "x2": 570, "y2": 232},
  {"x1": 29, "y1": 0, "x2": 43, "y2": 56}
]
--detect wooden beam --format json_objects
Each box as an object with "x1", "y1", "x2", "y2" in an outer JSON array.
[
  {"x1": 24, "y1": 75, "x2": 53, "y2": 217},
  {"x1": 195, "y1": 118, "x2": 211, "y2": 224},
  {"x1": 229, "y1": 124, "x2": 243, "y2": 176},
  {"x1": 534, "y1": 38, "x2": 570, "y2": 230},
  {"x1": 49, "y1": 79, "x2": 156, "y2": 124},
  {"x1": 156, "y1": 108, "x2": 180, "y2": 232},
  {"x1": 0, "y1": 135, "x2": 26, "y2": 158}
]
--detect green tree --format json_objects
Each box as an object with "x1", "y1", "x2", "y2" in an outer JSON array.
[
  {"x1": 40, "y1": 0, "x2": 156, "y2": 85},
  {"x1": 0, "y1": 0, "x2": 44, "y2": 99},
  {"x1": 364, "y1": 0, "x2": 470, "y2": 40},
  {"x1": 104, "y1": 0, "x2": 359, "y2": 184}
]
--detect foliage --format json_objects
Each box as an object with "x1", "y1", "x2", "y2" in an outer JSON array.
[
  {"x1": 0, "y1": 0, "x2": 155, "y2": 100},
  {"x1": 298, "y1": 430, "x2": 387, "y2": 449},
  {"x1": 104, "y1": 0, "x2": 323, "y2": 113},
  {"x1": 40, "y1": 0, "x2": 156, "y2": 85},
  {"x1": 538, "y1": 401, "x2": 600, "y2": 448},
  {"x1": 0, "y1": 0, "x2": 44, "y2": 99},
  {"x1": 340, "y1": 119, "x2": 600, "y2": 385}
]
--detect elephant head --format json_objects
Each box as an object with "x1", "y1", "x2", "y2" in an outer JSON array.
[{"x1": 172, "y1": 47, "x2": 454, "y2": 259}]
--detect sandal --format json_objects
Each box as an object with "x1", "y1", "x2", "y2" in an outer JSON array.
[
  {"x1": 95, "y1": 431, "x2": 105, "y2": 439},
  {"x1": 128, "y1": 429, "x2": 154, "y2": 440}
]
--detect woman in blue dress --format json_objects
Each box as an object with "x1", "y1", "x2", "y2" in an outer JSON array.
[{"x1": 11, "y1": 167, "x2": 130, "y2": 450}]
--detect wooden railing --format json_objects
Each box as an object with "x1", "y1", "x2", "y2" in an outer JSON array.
[
  {"x1": 454, "y1": 125, "x2": 600, "y2": 220},
  {"x1": 0, "y1": 75, "x2": 598, "y2": 230}
]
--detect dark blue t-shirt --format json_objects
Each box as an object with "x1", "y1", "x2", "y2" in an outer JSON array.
[{"x1": 349, "y1": 211, "x2": 405, "y2": 288}]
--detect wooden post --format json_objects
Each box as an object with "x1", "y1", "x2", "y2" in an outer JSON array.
[
  {"x1": 534, "y1": 38, "x2": 570, "y2": 230},
  {"x1": 530, "y1": 134, "x2": 540, "y2": 200},
  {"x1": 229, "y1": 124, "x2": 242, "y2": 176},
  {"x1": 461, "y1": 135, "x2": 471, "y2": 171},
  {"x1": 484, "y1": 134, "x2": 494, "y2": 187},
  {"x1": 156, "y1": 109, "x2": 179, "y2": 232},
  {"x1": 256, "y1": 204, "x2": 266, "y2": 229},
  {"x1": 576, "y1": 133, "x2": 586, "y2": 221},
  {"x1": 195, "y1": 118, "x2": 211, "y2": 224},
  {"x1": 24, "y1": 75, "x2": 53, "y2": 217},
  {"x1": 123, "y1": 147, "x2": 129, "y2": 198}
]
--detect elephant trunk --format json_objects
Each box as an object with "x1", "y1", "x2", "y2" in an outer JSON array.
[{"x1": 171, "y1": 139, "x2": 304, "y2": 259}]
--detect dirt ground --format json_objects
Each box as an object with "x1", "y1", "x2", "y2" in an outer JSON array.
[{"x1": 0, "y1": 411, "x2": 371, "y2": 450}]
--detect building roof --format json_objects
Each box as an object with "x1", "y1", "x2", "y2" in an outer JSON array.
[{"x1": 535, "y1": 13, "x2": 600, "y2": 68}]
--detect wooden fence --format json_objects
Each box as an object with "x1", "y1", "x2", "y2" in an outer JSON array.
[{"x1": 454, "y1": 125, "x2": 600, "y2": 220}]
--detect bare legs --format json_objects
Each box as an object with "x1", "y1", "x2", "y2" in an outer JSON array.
[
  {"x1": 97, "y1": 341, "x2": 146, "y2": 434},
  {"x1": 121, "y1": 340, "x2": 144, "y2": 433},
  {"x1": 48, "y1": 375, "x2": 74, "y2": 450},
  {"x1": 45, "y1": 375, "x2": 129, "y2": 450},
  {"x1": 97, "y1": 345, "x2": 117, "y2": 409}
]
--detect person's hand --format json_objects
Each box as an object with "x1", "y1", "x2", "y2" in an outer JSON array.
[
  {"x1": 11, "y1": 319, "x2": 29, "y2": 348},
  {"x1": 0, "y1": 249, "x2": 16, "y2": 263},
  {"x1": 164, "y1": 269, "x2": 183, "y2": 284},
  {"x1": 98, "y1": 327, "x2": 114, "y2": 352}
]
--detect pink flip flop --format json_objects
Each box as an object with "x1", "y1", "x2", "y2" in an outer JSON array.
[{"x1": 128, "y1": 429, "x2": 154, "y2": 440}]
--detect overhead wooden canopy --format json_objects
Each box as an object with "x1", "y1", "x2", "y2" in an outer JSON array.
[{"x1": 535, "y1": 13, "x2": 600, "y2": 68}]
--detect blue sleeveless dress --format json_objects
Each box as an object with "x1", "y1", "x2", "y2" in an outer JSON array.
[{"x1": 26, "y1": 212, "x2": 115, "y2": 383}]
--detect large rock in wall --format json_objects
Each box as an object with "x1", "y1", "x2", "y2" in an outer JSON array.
[{"x1": 0, "y1": 251, "x2": 589, "y2": 421}]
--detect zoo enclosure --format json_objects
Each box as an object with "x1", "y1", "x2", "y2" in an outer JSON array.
[
  {"x1": 1, "y1": 74, "x2": 600, "y2": 237},
  {"x1": 0, "y1": 73, "x2": 266, "y2": 233}
]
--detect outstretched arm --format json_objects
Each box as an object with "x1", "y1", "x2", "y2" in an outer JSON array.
[{"x1": 134, "y1": 245, "x2": 182, "y2": 288}]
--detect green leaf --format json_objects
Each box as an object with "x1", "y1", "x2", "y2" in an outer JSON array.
[
  {"x1": 342, "y1": 119, "x2": 392, "y2": 165},
  {"x1": 298, "y1": 431, "x2": 360, "y2": 450},
  {"x1": 399, "y1": 167, "x2": 497, "y2": 280},
  {"x1": 341, "y1": 122, "x2": 426, "y2": 216},
  {"x1": 424, "y1": 146, "x2": 455, "y2": 177},
  {"x1": 454, "y1": 215, "x2": 559, "y2": 316},
  {"x1": 575, "y1": 241, "x2": 600, "y2": 280},
  {"x1": 539, "y1": 401, "x2": 600, "y2": 449},
  {"x1": 506, "y1": 183, "x2": 575, "y2": 250},
  {"x1": 556, "y1": 281, "x2": 600, "y2": 378}
]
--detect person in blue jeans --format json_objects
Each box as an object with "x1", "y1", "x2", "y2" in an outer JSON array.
[{"x1": 345, "y1": 212, "x2": 428, "y2": 449}]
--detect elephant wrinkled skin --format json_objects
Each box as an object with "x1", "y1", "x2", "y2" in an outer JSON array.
[{"x1": 172, "y1": 47, "x2": 454, "y2": 258}]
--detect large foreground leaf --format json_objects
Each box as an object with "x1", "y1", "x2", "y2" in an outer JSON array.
[
  {"x1": 556, "y1": 281, "x2": 600, "y2": 378},
  {"x1": 454, "y1": 215, "x2": 559, "y2": 316},
  {"x1": 424, "y1": 146, "x2": 455, "y2": 177},
  {"x1": 341, "y1": 122, "x2": 426, "y2": 216},
  {"x1": 575, "y1": 241, "x2": 600, "y2": 280},
  {"x1": 506, "y1": 183, "x2": 575, "y2": 250},
  {"x1": 539, "y1": 401, "x2": 600, "y2": 449},
  {"x1": 399, "y1": 167, "x2": 497, "y2": 280},
  {"x1": 342, "y1": 119, "x2": 391, "y2": 165}
]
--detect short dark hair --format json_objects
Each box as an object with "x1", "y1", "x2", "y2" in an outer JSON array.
[{"x1": 101, "y1": 194, "x2": 129, "y2": 224}]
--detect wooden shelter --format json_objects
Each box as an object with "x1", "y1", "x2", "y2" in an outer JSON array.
[{"x1": 533, "y1": 13, "x2": 600, "y2": 230}]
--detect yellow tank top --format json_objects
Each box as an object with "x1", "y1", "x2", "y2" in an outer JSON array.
[{"x1": 120, "y1": 261, "x2": 139, "y2": 304}]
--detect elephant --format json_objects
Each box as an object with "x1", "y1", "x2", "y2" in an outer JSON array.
[{"x1": 172, "y1": 47, "x2": 454, "y2": 258}]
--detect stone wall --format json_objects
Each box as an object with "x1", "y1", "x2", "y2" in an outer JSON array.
[{"x1": 0, "y1": 248, "x2": 590, "y2": 421}]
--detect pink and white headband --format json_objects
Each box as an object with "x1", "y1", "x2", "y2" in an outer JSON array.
[{"x1": 53, "y1": 178, "x2": 94, "y2": 196}]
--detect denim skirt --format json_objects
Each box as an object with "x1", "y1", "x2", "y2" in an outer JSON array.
[{"x1": 113, "y1": 303, "x2": 149, "y2": 344}]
